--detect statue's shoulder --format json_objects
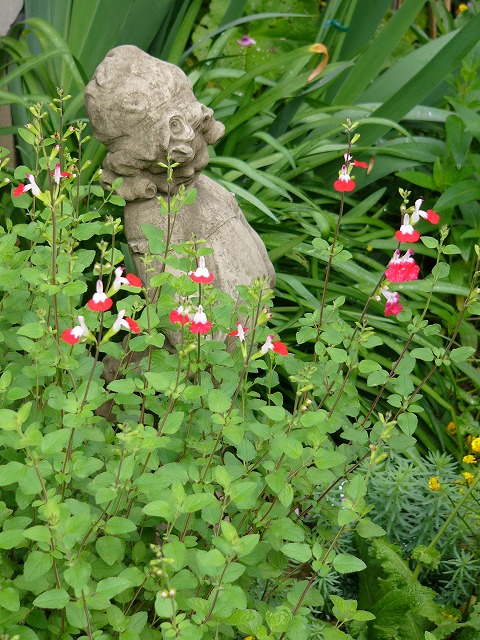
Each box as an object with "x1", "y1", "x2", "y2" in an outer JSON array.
[{"x1": 194, "y1": 174, "x2": 239, "y2": 211}]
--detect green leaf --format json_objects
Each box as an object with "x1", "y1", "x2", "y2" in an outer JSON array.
[
  {"x1": 0, "y1": 529, "x2": 26, "y2": 549},
  {"x1": 162, "y1": 411, "x2": 184, "y2": 434},
  {"x1": 64, "y1": 561, "x2": 92, "y2": 590},
  {"x1": 281, "y1": 543, "x2": 312, "y2": 563},
  {"x1": 17, "y1": 322, "x2": 44, "y2": 338},
  {"x1": 410, "y1": 348, "x2": 434, "y2": 361},
  {"x1": 450, "y1": 346, "x2": 475, "y2": 363},
  {"x1": 358, "y1": 359, "x2": 382, "y2": 374},
  {"x1": 196, "y1": 549, "x2": 225, "y2": 576},
  {"x1": 33, "y1": 588, "x2": 70, "y2": 609},
  {"x1": 207, "y1": 389, "x2": 231, "y2": 413},
  {"x1": 62, "y1": 280, "x2": 88, "y2": 296},
  {"x1": 0, "y1": 409, "x2": 22, "y2": 431},
  {"x1": 333, "y1": 554, "x2": 367, "y2": 574},
  {"x1": 142, "y1": 500, "x2": 173, "y2": 519},
  {"x1": 0, "y1": 461, "x2": 24, "y2": 486},
  {"x1": 154, "y1": 593, "x2": 175, "y2": 618},
  {"x1": 104, "y1": 517, "x2": 137, "y2": 535},
  {"x1": 96, "y1": 536, "x2": 125, "y2": 566},
  {"x1": 95, "y1": 577, "x2": 131, "y2": 600},
  {"x1": 434, "y1": 180, "x2": 480, "y2": 211},
  {"x1": 398, "y1": 413, "x2": 418, "y2": 437},
  {"x1": 0, "y1": 587, "x2": 20, "y2": 612},
  {"x1": 107, "y1": 378, "x2": 136, "y2": 394},
  {"x1": 356, "y1": 518, "x2": 387, "y2": 538},
  {"x1": 182, "y1": 493, "x2": 216, "y2": 513},
  {"x1": 23, "y1": 551, "x2": 52, "y2": 582},
  {"x1": 260, "y1": 405, "x2": 286, "y2": 421}
]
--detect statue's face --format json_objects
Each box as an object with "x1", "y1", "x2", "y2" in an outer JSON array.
[{"x1": 146, "y1": 89, "x2": 225, "y2": 193}]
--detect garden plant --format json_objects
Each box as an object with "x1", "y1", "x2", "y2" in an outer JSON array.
[
  {"x1": 0, "y1": 92, "x2": 478, "y2": 639},
  {"x1": 0, "y1": 1, "x2": 479, "y2": 639}
]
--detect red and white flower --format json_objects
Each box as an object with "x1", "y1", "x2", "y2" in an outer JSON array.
[
  {"x1": 170, "y1": 304, "x2": 191, "y2": 326},
  {"x1": 344, "y1": 153, "x2": 368, "y2": 169},
  {"x1": 53, "y1": 163, "x2": 72, "y2": 185},
  {"x1": 395, "y1": 214, "x2": 420, "y2": 243},
  {"x1": 13, "y1": 174, "x2": 41, "y2": 198},
  {"x1": 411, "y1": 198, "x2": 440, "y2": 225},
  {"x1": 189, "y1": 256, "x2": 214, "y2": 284},
  {"x1": 384, "y1": 249, "x2": 420, "y2": 282},
  {"x1": 87, "y1": 280, "x2": 113, "y2": 312},
  {"x1": 334, "y1": 165, "x2": 355, "y2": 193},
  {"x1": 110, "y1": 267, "x2": 142, "y2": 293},
  {"x1": 113, "y1": 310, "x2": 140, "y2": 334},
  {"x1": 228, "y1": 321, "x2": 247, "y2": 342},
  {"x1": 61, "y1": 316, "x2": 91, "y2": 345},
  {"x1": 379, "y1": 287, "x2": 403, "y2": 317},
  {"x1": 261, "y1": 335, "x2": 289, "y2": 355},
  {"x1": 189, "y1": 305, "x2": 212, "y2": 334}
]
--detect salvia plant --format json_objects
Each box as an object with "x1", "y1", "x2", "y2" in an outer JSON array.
[{"x1": 0, "y1": 100, "x2": 479, "y2": 640}]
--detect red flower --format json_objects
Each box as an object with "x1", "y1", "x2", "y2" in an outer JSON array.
[
  {"x1": 385, "y1": 299, "x2": 403, "y2": 316},
  {"x1": 52, "y1": 163, "x2": 72, "y2": 185},
  {"x1": 353, "y1": 160, "x2": 368, "y2": 168},
  {"x1": 87, "y1": 280, "x2": 113, "y2": 312},
  {"x1": 395, "y1": 214, "x2": 420, "y2": 243},
  {"x1": 62, "y1": 316, "x2": 90, "y2": 344},
  {"x1": 411, "y1": 198, "x2": 440, "y2": 225},
  {"x1": 189, "y1": 305, "x2": 212, "y2": 334},
  {"x1": 261, "y1": 335, "x2": 288, "y2": 355},
  {"x1": 425, "y1": 209, "x2": 440, "y2": 224},
  {"x1": 170, "y1": 305, "x2": 191, "y2": 325},
  {"x1": 13, "y1": 174, "x2": 41, "y2": 197},
  {"x1": 113, "y1": 310, "x2": 140, "y2": 334},
  {"x1": 125, "y1": 317, "x2": 140, "y2": 334},
  {"x1": 189, "y1": 256, "x2": 214, "y2": 284},
  {"x1": 111, "y1": 267, "x2": 142, "y2": 293},
  {"x1": 126, "y1": 273, "x2": 142, "y2": 288},
  {"x1": 228, "y1": 322, "x2": 248, "y2": 342},
  {"x1": 380, "y1": 288, "x2": 403, "y2": 317},
  {"x1": 334, "y1": 165, "x2": 355, "y2": 193},
  {"x1": 385, "y1": 249, "x2": 420, "y2": 282}
]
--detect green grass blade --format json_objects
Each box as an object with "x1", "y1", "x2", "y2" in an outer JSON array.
[
  {"x1": 332, "y1": 0, "x2": 428, "y2": 105},
  {"x1": 358, "y1": 12, "x2": 480, "y2": 146}
]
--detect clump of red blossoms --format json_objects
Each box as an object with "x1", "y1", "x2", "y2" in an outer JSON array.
[
  {"x1": 384, "y1": 249, "x2": 420, "y2": 283},
  {"x1": 395, "y1": 198, "x2": 439, "y2": 243}
]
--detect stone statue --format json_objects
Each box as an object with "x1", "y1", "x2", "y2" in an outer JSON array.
[{"x1": 84, "y1": 45, "x2": 275, "y2": 301}]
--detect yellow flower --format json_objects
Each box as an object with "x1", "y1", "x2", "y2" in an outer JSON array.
[
  {"x1": 446, "y1": 421, "x2": 456, "y2": 435},
  {"x1": 458, "y1": 3, "x2": 468, "y2": 12},
  {"x1": 428, "y1": 476, "x2": 441, "y2": 491},
  {"x1": 462, "y1": 472, "x2": 474, "y2": 485},
  {"x1": 463, "y1": 455, "x2": 477, "y2": 464},
  {"x1": 470, "y1": 437, "x2": 480, "y2": 453}
]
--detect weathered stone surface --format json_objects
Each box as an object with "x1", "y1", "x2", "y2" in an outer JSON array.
[{"x1": 84, "y1": 45, "x2": 275, "y2": 298}]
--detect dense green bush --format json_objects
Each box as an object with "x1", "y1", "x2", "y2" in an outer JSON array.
[{"x1": 0, "y1": 99, "x2": 479, "y2": 639}]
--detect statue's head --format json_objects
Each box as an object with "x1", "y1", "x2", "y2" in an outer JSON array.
[{"x1": 84, "y1": 45, "x2": 225, "y2": 197}]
